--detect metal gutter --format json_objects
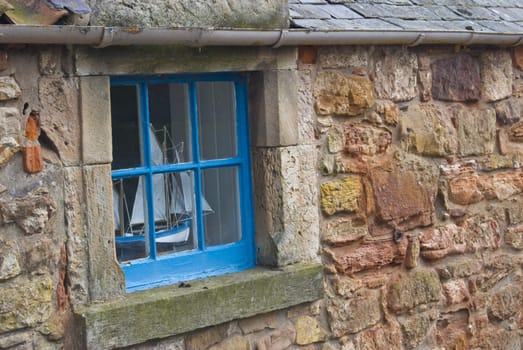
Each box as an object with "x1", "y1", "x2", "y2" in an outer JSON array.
[{"x1": 0, "y1": 25, "x2": 522, "y2": 47}]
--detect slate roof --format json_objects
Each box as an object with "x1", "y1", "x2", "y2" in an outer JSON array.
[{"x1": 289, "y1": 0, "x2": 523, "y2": 33}]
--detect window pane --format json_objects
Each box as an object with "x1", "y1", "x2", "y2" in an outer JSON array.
[
  {"x1": 202, "y1": 167, "x2": 241, "y2": 246},
  {"x1": 197, "y1": 81, "x2": 237, "y2": 160},
  {"x1": 111, "y1": 85, "x2": 142, "y2": 169},
  {"x1": 113, "y1": 176, "x2": 149, "y2": 262},
  {"x1": 152, "y1": 170, "x2": 197, "y2": 255},
  {"x1": 149, "y1": 84, "x2": 192, "y2": 164}
]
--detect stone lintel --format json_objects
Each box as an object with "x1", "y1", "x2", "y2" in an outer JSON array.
[{"x1": 74, "y1": 262, "x2": 323, "y2": 349}]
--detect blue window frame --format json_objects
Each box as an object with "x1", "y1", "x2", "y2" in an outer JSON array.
[{"x1": 110, "y1": 73, "x2": 255, "y2": 292}]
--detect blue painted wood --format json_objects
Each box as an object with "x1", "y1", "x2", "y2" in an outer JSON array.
[{"x1": 111, "y1": 73, "x2": 255, "y2": 292}]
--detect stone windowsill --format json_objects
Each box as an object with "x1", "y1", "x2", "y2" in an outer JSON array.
[{"x1": 74, "y1": 262, "x2": 323, "y2": 349}]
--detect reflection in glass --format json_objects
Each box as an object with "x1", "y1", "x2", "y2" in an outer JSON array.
[{"x1": 202, "y1": 167, "x2": 241, "y2": 246}]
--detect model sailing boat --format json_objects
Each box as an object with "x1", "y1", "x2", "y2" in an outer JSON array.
[{"x1": 113, "y1": 125, "x2": 212, "y2": 249}]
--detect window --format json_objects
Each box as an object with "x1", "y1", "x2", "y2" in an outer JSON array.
[{"x1": 110, "y1": 73, "x2": 255, "y2": 292}]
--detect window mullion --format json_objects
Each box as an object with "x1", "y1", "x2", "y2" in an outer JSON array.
[
  {"x1": 189, "y1": 82, "x2": 205, "y2": 251},
  {"x1": 140, "y1": 82, "x2": 157, "y2": 259}
]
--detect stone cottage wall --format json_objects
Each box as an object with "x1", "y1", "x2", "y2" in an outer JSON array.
[{"x1": 2, "y1": 43, "x2": 523, "y2": 350}]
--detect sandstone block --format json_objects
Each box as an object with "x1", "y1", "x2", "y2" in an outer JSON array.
[
  {"x1": 432, "y1": 54, "x2": 480, "y2": 102},
  {"x1": 344, "y1": 123, "x2": 391, "y2": 156},
  {"x1": 370, "y1": 167, "x2": 434, "y2": 231},
  {"x1": 374, "y1": 47, "x2": 418, "y2": 102},
  {"x1": 476, "y1": 254, "x2": 520, "y2": 291},
  {"x1": 481, "y1": 50, "x2": 513, "y2": 102},
  {"x1": 488, "y1": 277, "x2": 523, "y2": 321},
  {"x1": 320, "y1": 176, "x2": 362, "y2": 216},
  {"x1": 38, "y1": 77, "x2": 81, "y2": 165},
  {"x1": 0, "y1": 187, "x2": 56, "y2": 235},
  {"x1": 505, "y1": 224, "x2": 523, "y2": 249},
  {"x1": 399, "y1": 103, "x2": 457, "y2": 156},
  {"x1": 435, "y1": 311, "x2": 469, "y2": 350},
  {"x1": 420, "y1": 217, "x2": 500, "y2": 260},
  {"x1": 0, "y1": 276, "x2": 53, "y2": 333},
  {"x1": 238, "y1": 312, "x2": 279, "y2": 334},
  {"x1": 332, "y1": 275, "x2": 363, "y2": 298},
  {"x1": 398, "y1": 310, "x2": 438, "y2": 349},
  {"x1": 295, "y1": 316, "x2": 329, "y2": 345},
  {"x1": 442, "y1": 279, "x2": 470, "y2": 305},
  {"x1": 498, "y1": 126, "x2": 523, "y2": 155},
  {"x1": 418, "y1": 65, "x2": 432, "y2": 102},
  {"x1": 323, "y1": 217, "x2": 367, "y2": 245},
  {"x1": 353, "y1": 322, "x2": 403, "y2": 350},
  {"x1": 405, "y1": 236, "x2": 420, "y2": 269},
  {"x1": 208, "y1": 335, "x2": 250, "y2": 350},
  {"x1": 327, "y1": 289, "x2": 381, "y2": 336},
  {"x1": 0, "y1": 240, "x2": 21, "y2": 281},
  {"x1": 453, "y1": 104, "x2": 496, "y2": 156},
  {"x1": 0, "y1": 76, "x2": 21, "y2": 101},
  {"x1": 435, "y1": 259, "x2": 482, "y2": 280},
  {"x1": 513, "y1": 45, "x2": 523, "y2": 70},
  {"x1": 448, "y1": 174, "x2": 483, "y2": 205},
  {"x1": 0, "y1": 136, "x2": 20, "y2": 168},
  {"x1": 314, "y1": 71, "x2": 374, "y2": 117},
  {"x1": 327, "y1": 126, "x2": 345, "y2": 153},
  {"x1": 495, "y1": 98, "x2": 522, "y2": 125},
  {"x1": 0, "y1": 107, "x2": 21, "y2": 139},
  {"x1": 186, "y1": 324, "x2": 228, "y2": 350},
  {"x1": 326, "y1": 238, "x2": 407, "y2": 274},
  {"x1": 319, "y1": 46, "x2": 368, "y2": 69},
  {"x1": 375, "y1": 100, "x2": 399, "y2": 126},
  {"x1": 387, "y1": 270, "x2": 442, "y2": 314}
]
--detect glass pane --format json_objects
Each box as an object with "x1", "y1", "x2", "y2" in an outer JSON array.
[
  {"x1": 113, "y1": 176, "x2": 149, "y2": 262},
  {"x1": 148, "y1": 84, "x2": 192, "y2": 164},
  {"x1": 152, "y1": 170, "x2": 197, "y2": 255},
  {"x1": 202, "y1": 167, "x2": 241, "y2": 246},
  {"x1": 197, "y1": 81, "x2": 237, "y2": 160},
  {"x1": 111, "y1": 85, "x2": 142, "y2": 170}
]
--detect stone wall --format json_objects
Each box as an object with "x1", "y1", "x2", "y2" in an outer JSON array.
[{"x1": 1, "y1": 42, "x2": 523, "y2": 350}]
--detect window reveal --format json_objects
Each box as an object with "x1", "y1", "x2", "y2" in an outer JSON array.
[{"x1": 110, "y1": 74, "x2": 255, "y2": 292}]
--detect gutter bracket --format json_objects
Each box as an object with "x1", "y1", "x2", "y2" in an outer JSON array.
[
  {"x1": 510, "y1": 35, "x2": 523, "y2": 47},
  {"x1": 461, "y1": 32, "x2": 476, "y2": 46},
  {"x1": 273, "y1": 29, "x2": 288, "y2": 48},
  {"x1": 94, "y1": 27, "x2": 115, "y2": 48},
  {"x1": 408, "y1": 33, "x2": 426, "y2": 47}
]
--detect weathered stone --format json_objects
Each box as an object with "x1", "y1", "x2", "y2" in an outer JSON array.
[
  {"x1": 319, "y1": 46, "x2": 369, "y2": 69},
  {"x1": 0, "y1": 276, "x2": 53, "y2": 333},
  {"x1": 327, "y1": 289, "x2": 381, "y2": 336},
  {"x1": 0, "y1": 76, "x2": 21, "y2": 101},
  {"x1": 320, "y1": 176, "x2": 362, "y2": 216},
  {"x1": 295, "y1": 316, "x2": 329, "y2": 345},
  {"x1": 506, "y1": 199, "x2": 523, "y2": 225},
  {"x1": 507, "y1": 120, "x2": 523, "y2": 144},
  {"x1": 435, "y1": 311, "x2": 469, "y2": 350},
  {"x1": 323, "y1": 217, "x2": 367, "y2": 245},
  {"x1": 370, "y1": 166, "x2": 434, "y2": 231},
  {"x1": 0, "y1": 187, "x2": 56, "y2": 235},
  {"x1": 268, "y1": 321, "x2": 296, "y2": 350},
  {"x1": 209, "y1": 335, "x2": 250, "y2": 350},
  {"x1": 420, "y1": 217, "x2": 500, "y2": 260},
  {"x1": 344, "y1": 124, "x2": 391, "y2": 156},
  {"x1": 0, "y1": 136, "x2": 20, "y2": 168},
  {"x1": 375, "y1": 100, "x2": 398, "y2": 126},
  {"x1": 499, "y1": 126, "x2": 523, "y2": 155},
  {"x1": 399, "y1": 103, "x2": 457, "y2": 156},
  {"x1": 326, "y1": 238, "x2": 407, "y2": 274},
  {"x1": 435, "y1": 259, "x2": 482, "y2": 280},
  {"x1": 0, "y1": 239, "x2": 21, "y2": 281},
  {"x1": 439, "y1": 159, "x2": 477, "y2": 177},
  {"x1": 298, "y1": 46, "x2": 317, "y2": 65},
  {"x1": 23, "y1": 236, "x2": 53, "y2": 275},
  {"x1": 431, "y1": 54, "x2": 481, "y2": 102},
  {"x1": 476, "y1": 254, "x2": 520, "y2": 291},
  {"x1": 89, "y1": 0, "x2": 287, "y2": 28},
  {"x1": 253, "y1": 145, "x2": 319, "y2": 266},
  {"x1": 314, "y1": 71, "x2": 374, "y2": 117},
  {"x1": 447, "y1": 174, "x2": 483, "y2": 205},
  {"x1": 38, "y1": 48, "x2": 62, "y2": 75},
  {"x1": 505, "y1": 224, "x2": 523, "y2": 249},
  {"x1": 186, "y1": 325, "x2": 228, "y2": 350},
  {"x1": 481, "y1": 50, "x2": 513, "y2": 102},
  {"x1": 470, "y1": 327, "x2": 521, "y2": 350},
  {"x1": 0, "y1": 51, "x2": 8, "y2": 72},
  {"x1": 418, "y1": 61, "x2": 432, "y2": 102},
  {"x1": 442, "y1": 279, "x2": 470, "y2": 305},
  {"x1": 327, "y1": 126, "x2": 345, "y2": 153},
  {"x1": 479, "y1": 171, "x2": 523, "y2": 200},
  {"x1": 238, "y1": 312, "x2": 279, "y2": 334},
  {"x1": 353, "y1": 321, "x2": 403, "y2": 350},
  {"x1": 452, "y1": 104, "x2": 496, "y2": 156},
  {"x1": 488, "y1": 277, "x2": 523, "y2": 321},
  {"x1": 513, "y1": 45, "x2": 523, "y2": 70},
  {"x1": 0, "y1": 330, "x2": 32, "y2": 349},
  {"x1": 495, "y1": 98, "x2": 522, "y2": 125},
  {"x1": 0, "y1": 107, "x2": 21, "y2": 139},
  {"x1": 405, "y1": 236, "x2": 420, "y2": 269},
  {"x1": 387, "y1": 270, "x2": 442, "y2": 314},
  {"x1": 332, "y1": 275, "x2": 363, "y2": 298},
  {"x1": 398, "y1": 310, "x2": 438, "y2": 349},
  {"x1": 38, "y1": 77, "x2": 81, "y2": 165},
  {"x1": 478, "y1": 154, "x2": 521, "y2": 172},
  {"x1": 374, "y1": 47, "x2": 418, "y2": 102}
]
